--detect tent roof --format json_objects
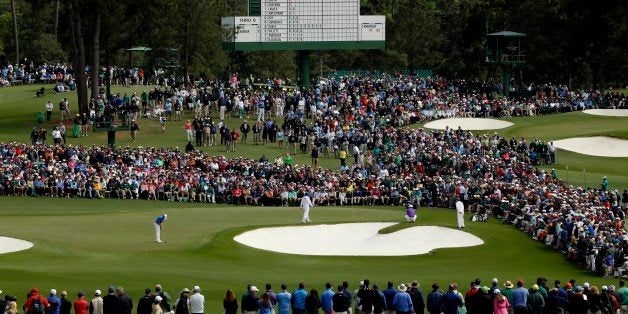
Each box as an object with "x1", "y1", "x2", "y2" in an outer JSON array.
[
  {"x1": 487, "y1": 31, "x2": 526, "y2": 37},
  {"x1": 126, "y1": 47, "x2": 152, "y2": 51}
]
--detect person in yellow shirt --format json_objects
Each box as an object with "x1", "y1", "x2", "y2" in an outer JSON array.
[{"x1": 339, "y1": 149, "x2": 347, "y2": 166}]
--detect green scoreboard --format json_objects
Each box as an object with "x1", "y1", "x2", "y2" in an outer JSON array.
[{"x1": 222, "y1": 0, "x2": 386, "y2": 87}]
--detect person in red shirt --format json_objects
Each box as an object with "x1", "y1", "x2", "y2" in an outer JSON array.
[
  {"x1": 24, "y1": 288, "x2": 50, "y2": 314},
  {"x1": 232, "y1": 185, "x2": 243, "y2": 205},
  {"x1": 73, "y1": 292, "x2": 89, "y2": 314}
]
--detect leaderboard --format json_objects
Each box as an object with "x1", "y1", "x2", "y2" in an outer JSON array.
[
  {"x1": 222, "y1": 0, "x2": 385, "y2": 47},
  {"x1": 261, "y1": 0, "x2": 360, "y2": 42}
]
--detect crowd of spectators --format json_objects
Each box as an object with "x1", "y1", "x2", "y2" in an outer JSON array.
[
  {"x1": 4, "y1": 277, "x2": 628, "y2": 314},
  {"x1": 4, "y1": 72, "x2": 628, "y2": 276}
]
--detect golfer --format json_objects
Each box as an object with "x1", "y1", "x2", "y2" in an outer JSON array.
[
  {"x1": 405, "y1": 204, "x2": 417, "y2": 222},
  {"x1": 455, "y1": 199, "x2": 465, "y2": 228},
  {"x1": 300, "y1": 192, "x2": 313, "y2": 223},
  {"x1": 154, "y1": 213, "x2": 168, "y2": 243}
]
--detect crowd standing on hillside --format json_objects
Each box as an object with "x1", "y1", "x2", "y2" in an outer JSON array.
[
  {"x1": 2, "y1": 71, "x2": 628, "y2": 276},
  {"x1": 5, "y1": 277, "x2": 628, "y2": 314}
]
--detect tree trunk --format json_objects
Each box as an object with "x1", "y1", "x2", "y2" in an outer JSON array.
[
  {"x1": 70, "y1": 0, "x2": 88, "y2": 115},
  {"x1": 10, "y1": 0, "x2": 19, "y2": 65},
  {"x1": 182, "y1": 0, "x2": 191, "y2": 85},
  {"x1": 91, "y1": 8, "x2": 101, "y2": 102},
  {"x1": 55, "y1": 0, "x2": 60, "y2": 39}
]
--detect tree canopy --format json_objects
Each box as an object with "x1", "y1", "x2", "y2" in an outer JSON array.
[{"x1": 0, "y1": 0, "x2": 625, "y2": 90}]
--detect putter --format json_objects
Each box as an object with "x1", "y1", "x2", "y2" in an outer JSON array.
[{"x1": 161, "y1": 229, "x2": 167, "y2": 243}]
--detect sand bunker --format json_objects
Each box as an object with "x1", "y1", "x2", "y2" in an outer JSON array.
[
  {"x1": 234, "y1": 222, "x2": 483, "y2": 256},
  {"x1": 553, "y1": 136, "x2": 628, "y2": 157},
  {"x1": 583, "y1": 109, "x2": 628, "y2": 117},
  {"x1": 0, "y1": 236, "x2": 33, "y2": 254},
  {"x1": 424, "y1": 118, "x2": 513, "y2": 130}
]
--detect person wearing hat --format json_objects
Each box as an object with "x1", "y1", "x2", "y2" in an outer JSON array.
[
  {"x1": 475, "y1": 286, "x2": 493, "y2": 314},
  {"x1": 137, "y1": 289, "x2": 153, "y2": 314},
  {"x1": 408, "y1": 281, "x2": 425, "y2": 314},
  {"x1": 392, "y1": 284, "x2": 413, "y2": 314},
  {"x1": 6, "y1": 294, "x2": 18, "y2": 314},
  {"x1": 568, "y1": 286, "x2": 588, "y2": 314},
  {"x1": 152, "y1": 296, "x2": 163, "y2": 314},
  {"x1": 102, "y1": 286, "x2": 118, "y2": 314},
  {"x1": 25, "y1": 288, "x2": 51, "y2": 314},
  {"x1": 599, "y1": 286, "x2": 615, "y2": 314},
  {"x1": 426, "y1": 284, "x2": 443, "y2": 314},
  {"x1": 189, "y1": 286, "x2": 204, "y2": 314},
  {"x1": 74, "y1": 292, "x2": 89, "y2": 314},
  {"x1": 300, "y1": 191, "x2": 313, "y2": 224},
  {"x1": 501, "y1": 281, "x2": 515, "y2": 305},
  {"x1": 130, "y1": 120, "x2": 140, "y2": 142},
  {"x1": 528, "y1": 285, "x2": 544, "y2": 314},
  {"x1": 174, "y1": 288, "x2": 190, "y2": 314},
  {"x1": 455, "y1": 198, "x2": 465, "y2": 228},
  {"x1": 154, "y1": 284, "x2": 171, "y2": 313},
  {"x1": 90, "y1": 290, "x2": 104, "y2": 314},
  {"x1": 493, "y1": 289, "x2": 510, "y2": 314},
  {"x1": 545, "y1": 288, "x2": 568, "y2": 314},
  {"x1": 154, "y1": 213, "x2": 168, "y2": 243},
  {"x1": 241, "y1": 286, "x2": 259, "y2": 314},
  {"x1": 405, "y1": 204, "x2": 417, "y2": 223},
  {"x1": 48, "y1": 289, "x2": 61, "y2": 314}
]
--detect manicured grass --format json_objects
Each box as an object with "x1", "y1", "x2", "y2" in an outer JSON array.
[{"x1": 0, "y1": 197, "x2": 611, "y2": 310}]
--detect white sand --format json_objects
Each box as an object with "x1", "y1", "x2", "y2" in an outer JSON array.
[
  {"x1": 424, "y1": 118, "x2": 513, "y2": 130},
  {"x1": 553, "y1": 136, "x2": 628, "y2": 157},
  {"x1": 0, "y1": 236, "x2": 33, "y2": 254},
  {"x1": 234, "y1": 222, "x2": 484, "y2": 256},
  {"x1": 583, "y1": 109, "x2": 628, "y2": 117}
]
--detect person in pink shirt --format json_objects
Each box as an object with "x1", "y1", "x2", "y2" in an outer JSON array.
[{"x1": 493, "y1": 289, "x2": 510, "y2": 314}]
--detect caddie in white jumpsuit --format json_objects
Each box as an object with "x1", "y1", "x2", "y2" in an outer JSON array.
[
  {"x1": 455, "y1": 200, "x2": 465, "y2": 228},
  {"x1": 300, "y1": 194, "x2": 313, "y2": 223}
]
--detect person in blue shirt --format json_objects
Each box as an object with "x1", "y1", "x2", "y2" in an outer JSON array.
[
  {"x1": 383, "y1": 282, "x2": 397, "y2": 313},
  {"x1": 276, "y1": 284, "x2": 292, "y2": 314},
  {"x1": 511, "y1": 279, "x2": 529, "y2": 314},
  {"x1": 47, "y1": 289, "x2": 62, "y2": 314},
  {"x1": 393, "y1": 284, "x2": 413, "y2": 314},
  {"x1": 320, "y1": 283, "x2": 335, "y2": 314},
  {"x1": 154, "y1": 213, "x2": 167, "y2": 243},
  {"x1": 291, "y1": 283, "x2": 307, "y2": 314}
]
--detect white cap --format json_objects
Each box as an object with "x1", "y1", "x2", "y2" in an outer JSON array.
[
  {"x1": 193, "y1": 286, "x2": 200, "y2": 292},
  {"x1": 95, "y1": 290, "x2": 102, "y2": 296},
  {"x1": 250, "y1": 286, "x2": 259, "y2": 292},
  {"x1": 155, "y1": 296, "x2": 163, "y2": 302},
  {"x1": 50, "y1": 289, "x2": 57, "y2": 295},
  {"x1": 163, "y1": 214, "x2": 168, "y2": 219}
]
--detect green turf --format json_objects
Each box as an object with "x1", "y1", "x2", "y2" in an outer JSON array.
[
  {"x1": 0, "y1": 85, "x2": 627, "y2": 309},
  {"x1": 0, "y1": 197, "x2": 613, "y2": 310}
]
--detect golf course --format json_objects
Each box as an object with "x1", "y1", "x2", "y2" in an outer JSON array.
[{"x1": 0, "y1": 84, "x2": 627, "y2": 311}]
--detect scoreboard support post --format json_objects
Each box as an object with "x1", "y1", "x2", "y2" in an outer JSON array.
[{"x1": 297, "y1": 50, "x2": 311, "y2": 89}]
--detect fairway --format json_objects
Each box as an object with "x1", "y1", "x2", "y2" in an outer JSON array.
[{"x1": 0, "y1": 197, "x2": 615, "y2": 311}]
